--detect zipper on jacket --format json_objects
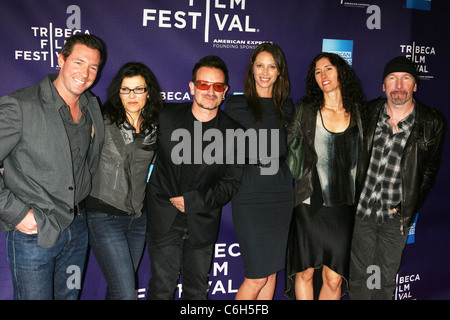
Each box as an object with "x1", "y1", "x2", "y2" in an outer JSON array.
[{"x1": 113, "y1": 162, "x2": 121, "y2": 189}]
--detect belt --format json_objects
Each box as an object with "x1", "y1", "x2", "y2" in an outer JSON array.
[{"x1": 74, "y1": 200, "x2": 85, "y2": 215}]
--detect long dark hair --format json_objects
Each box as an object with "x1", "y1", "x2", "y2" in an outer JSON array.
[
  {"x1": 103, "y1": 62, "x2": 163, "y2": 130},
  {"x1": 303, "y1": 52, "x2": 365, "y2": 117},
  {"x1": 244, "y1": 43, "x2": 290, "y2": 126}
]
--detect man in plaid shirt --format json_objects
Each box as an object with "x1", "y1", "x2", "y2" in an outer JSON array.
[
  {"x1": 357, "y1": 106, "x2": 415, "y2": 226},
  {"x1": 349, "y1": 56, "x2": 446, "y2": 300}
]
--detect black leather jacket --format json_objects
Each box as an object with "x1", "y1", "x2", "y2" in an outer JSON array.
[
  {"x1": 355, "y1": 98, "x2": 446, "y2": 233},
  {"x1": 287, "y1": 102, "x2": 364, "y2": 208}
]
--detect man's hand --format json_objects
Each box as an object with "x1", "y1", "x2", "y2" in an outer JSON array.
[
  {"x1": 16, "y1": 209, "x2": 38, "y2": 234},
  {"x1": 170, "y1": 196, "x2": 185, "y2": 213}
]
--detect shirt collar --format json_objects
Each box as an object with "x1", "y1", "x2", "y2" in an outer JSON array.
[
  {"x1": 46, "y1": 74, "x2": 89, "y2": 110},
  {"x1": 381, "y1": 103, "x2": 416, "y2": 132}
]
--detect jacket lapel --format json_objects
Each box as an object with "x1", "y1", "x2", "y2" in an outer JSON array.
[{"x1": 402, "y1": 102, "x2": 420, "y2": 156}]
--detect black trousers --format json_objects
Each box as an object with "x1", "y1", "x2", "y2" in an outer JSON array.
[
  {"x1": 349, "y1": 212, "x2": 409, "y2": 300},
  {"x1": 147, "y1": 212, "x2": 214, "y2": 300}
]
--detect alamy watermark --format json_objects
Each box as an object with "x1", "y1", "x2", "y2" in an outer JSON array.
[
  {"x1": 171, "y1": 121, "x2": 280, "y2": 175},
  {"x1": 66, "y1": 265, "x2": 81, "y2": 290},
  {"x1": 366, "y1": 265, "x2": 381, "y2": 290}
]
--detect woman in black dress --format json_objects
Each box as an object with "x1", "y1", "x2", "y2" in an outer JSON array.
[
  {"x1": 285, "y1": 52, "x2": 365, "y2": 299},
  {"x1": 224, "y1": 43, "x2": 294, "y2": 299}
]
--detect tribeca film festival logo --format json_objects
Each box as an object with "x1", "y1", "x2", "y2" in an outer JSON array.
[
  {"x1": 394, "y1": 273, "x2": 421, "y2": 300},
  {"x1": 14, "y1": 5, "x2": 90, "y2": 68},
  {"x1": 400, "y1": 42, "x2": 436, "y2": 80},
  {"x1": 171, "y1": 121, "x2": 280, "y2": 175},
  {"x1": 142, "y1": 0, "x2": 270, "y2": 50}
]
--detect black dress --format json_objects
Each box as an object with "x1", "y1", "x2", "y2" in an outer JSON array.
[
  {"x1": 285, "y1": 112, "x2": 359, "y2": 299},
  {"x1": 224, "y1": 95, "x2": 294, "y2": 279}
]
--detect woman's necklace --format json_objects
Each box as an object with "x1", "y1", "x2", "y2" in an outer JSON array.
[{"x1": 324, "y1": 103, "x2": 342, "y2": 109}]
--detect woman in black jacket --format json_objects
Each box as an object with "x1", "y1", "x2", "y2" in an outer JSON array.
[
  {"x1": 285, "y1": 52, "x2": 365, "y2": 300},
  {"x1": 85, "y1": 62, "x2": 162, "y2": 299}
]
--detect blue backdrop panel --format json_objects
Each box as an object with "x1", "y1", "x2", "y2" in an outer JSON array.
[{"x1": 0, "y1": 0, "x2": 449, "y2": 300}]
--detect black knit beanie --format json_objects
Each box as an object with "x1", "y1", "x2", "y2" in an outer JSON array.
[{"x1": 382, "y1": 56, "x2": 419, "y2": 83}]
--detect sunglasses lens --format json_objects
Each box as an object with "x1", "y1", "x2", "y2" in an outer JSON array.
[
  {"x1": 195, "y1": 81, "x2": 226, "y2": 92},
  {"x1": 213, "y1": 84, "x2": 225, "y2": 92},
  {"x1": 197, "y1": 82, "x2": 211, "y2": 90}
]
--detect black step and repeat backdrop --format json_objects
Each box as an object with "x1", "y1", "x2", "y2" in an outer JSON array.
[{"x1": 1, "y1": 0, "x2": 449, "y2": 300}]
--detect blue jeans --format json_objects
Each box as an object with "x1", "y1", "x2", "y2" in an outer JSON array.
[
  {"x1": 87, "y1": 211, "x2": 147, "y2": 300},
  {"x1": 6, "y1": 210, "x2": 89, "y2": 300}
]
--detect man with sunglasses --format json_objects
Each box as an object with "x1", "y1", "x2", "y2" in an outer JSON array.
[{"x1": 146, "y1": 55, "x2": 244, "y2": 299}]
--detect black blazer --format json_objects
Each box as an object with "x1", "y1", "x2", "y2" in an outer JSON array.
[{"x1": 146, "y1": 102, "x2": 244, "y2": 247}]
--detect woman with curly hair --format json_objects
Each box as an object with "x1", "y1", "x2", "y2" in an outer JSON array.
[
  {"x1": 285, "y1": 52, "x2": 365, "y2": 300},
  {"x1": 85, "y1": 62, "x2": 162, "y2": 299}
]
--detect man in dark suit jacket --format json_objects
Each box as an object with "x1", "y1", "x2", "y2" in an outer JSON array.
[
  {"x1": 0, "y1": 34, "x2": 105, "y2": 299},
  {"x1": 146, "y1": 56, "x2": 244, "y2": 300}
]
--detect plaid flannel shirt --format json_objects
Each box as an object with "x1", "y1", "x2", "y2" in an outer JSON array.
[{"x1": 357, "y1": 105, "x2": 416, "y2": 219}]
